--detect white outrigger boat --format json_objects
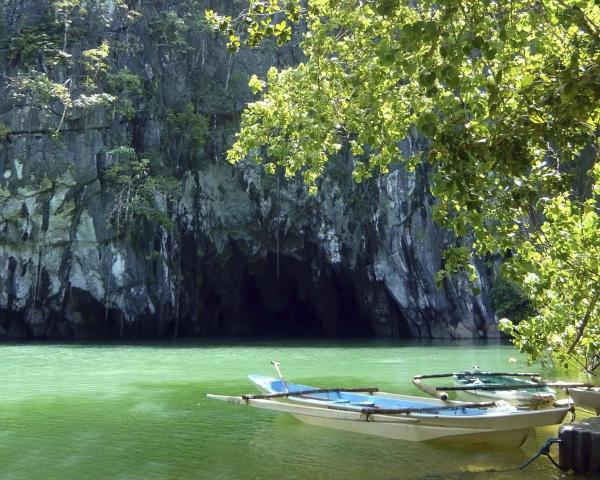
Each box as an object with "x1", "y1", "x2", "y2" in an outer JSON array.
[{"x1": 208, "y1": 365, "x2": 571, "y2": 447}]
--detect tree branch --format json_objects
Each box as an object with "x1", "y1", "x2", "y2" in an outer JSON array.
[{"x1": 568, "y1": 286, "x2": 600, "y2": 354}]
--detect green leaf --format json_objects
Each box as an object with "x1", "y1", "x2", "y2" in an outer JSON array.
[
  {"x1": 248, "y1": 74, "x2": 265, "y2": 94},
  {"x1": 520, "y1": 74, "x2": 535, "y2": 87}
]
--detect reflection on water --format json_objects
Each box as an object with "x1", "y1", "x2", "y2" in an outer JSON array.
[{"x1": 0, "y1": 339, "x2": 596, "y2": 479}]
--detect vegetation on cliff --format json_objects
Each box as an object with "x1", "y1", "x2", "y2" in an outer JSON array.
[
  {"x1": 1, "y1": 0, "x2": 211, "y2": 227},
  {"x1": 0, "y1": 0, "x2": 244, "y2": 338},
  {"x1": 207, "y1": 0, "x2": 600, "y2": 372}
]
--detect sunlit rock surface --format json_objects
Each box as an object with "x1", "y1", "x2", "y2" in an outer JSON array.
[{"x1": 0, "y1": 0, "x2": 498, "y2": 339}]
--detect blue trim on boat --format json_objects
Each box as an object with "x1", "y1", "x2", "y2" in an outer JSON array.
[{"x1": 248, "y1": 374, "x2": 491, "y2": 416}]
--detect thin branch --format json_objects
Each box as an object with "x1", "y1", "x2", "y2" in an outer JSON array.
[{"x1": 568, "y1": 287, "x2": 600, "y2": 354}]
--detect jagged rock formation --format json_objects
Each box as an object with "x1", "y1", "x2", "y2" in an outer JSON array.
[{"x1": 0, "y1": 0, "x2": 498, "y2": 339}]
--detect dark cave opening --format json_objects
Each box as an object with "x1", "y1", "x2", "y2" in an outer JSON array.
[
  {"x1": 239, "y1": 253, "x2": 373, "y2": 337},
  {"x1": 194, "y1": 247, "x2": 413, "y2": 339}
]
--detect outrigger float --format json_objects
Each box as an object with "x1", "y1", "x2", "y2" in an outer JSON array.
[{"x1": 208, "y1": 363, "x2": 572, "y2": 447}]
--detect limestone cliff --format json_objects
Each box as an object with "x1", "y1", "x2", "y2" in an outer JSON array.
[{"x1": 0, "y1": 0, "x2": 498, "y2": 339}]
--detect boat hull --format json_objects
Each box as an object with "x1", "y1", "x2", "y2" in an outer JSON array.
[
  {"x1": 297, "y1": 394, "x2": 567, "y2": 445},
  {"x1": 293, "y1": 413, "x2": 532, "y2": 446},
  {"x1": 569, "y1": 388, "x2": 600, "y2": 414}
]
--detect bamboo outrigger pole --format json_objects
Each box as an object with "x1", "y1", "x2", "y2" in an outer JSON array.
[
  {"x1": 413, "y1": 371, "x2": 543, "y2": 380},
  {"x1": 412, "y1": 377, "x2": 449, "y2": 400},
  {"x1": 437, "y1": 384, "x2": 547, "y2": 392},
  {"x1": 242, "y1": 386, "x2": 380, "y2": 400},
  {"x1": 436, "y1": 382, "x2": 593, "y2": 392}
]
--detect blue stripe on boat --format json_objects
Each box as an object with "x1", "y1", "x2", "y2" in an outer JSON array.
[{"x1": 248, "y1": 375, "x2": 489, "y2": 416}]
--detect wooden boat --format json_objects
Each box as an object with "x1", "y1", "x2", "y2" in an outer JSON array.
[
  {"x1": 568, "y1": 387, "x2": 600, "y2": 414},
  {"x1": 452, "y1": 371, "x2": 556, "y2": 405},
  {"x1": 208, "y1": 373, "x2": 571, "y2": 447},
  {"x1": 413, "y1": 370, "x2": 556, "y2": 406}
]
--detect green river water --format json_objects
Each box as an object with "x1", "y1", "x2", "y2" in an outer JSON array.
[{"x1": 1, "y1": 340, "x2": 596, "y2": 480}]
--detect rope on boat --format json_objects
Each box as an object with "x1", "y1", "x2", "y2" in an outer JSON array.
[
  {"x1": 569, "y1": 405, "x2": 577, "y2": 422},
  {"x1": 429, "y1": 438, "x2": 566, "y2": 475},
  {"x1": 437, "y1": 439, "x2": 565, "y2": 476},
  {"x1": 518, "y1": 405, "x2": 577, "y2": 471},
  {"x1": 519, "y1": 437, "x2": 563, "y2": 471}
]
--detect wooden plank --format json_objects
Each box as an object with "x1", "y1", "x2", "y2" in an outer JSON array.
[{"x1": 242, "y1": 386, "x2": 379, "y2": 400}]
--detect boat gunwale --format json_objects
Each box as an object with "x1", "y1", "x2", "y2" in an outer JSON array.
[{"x1": 207, "y1": 393, "x2": 572, "y2": 425}]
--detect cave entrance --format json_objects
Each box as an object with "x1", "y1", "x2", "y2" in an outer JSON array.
[
  {"x1": 191, "y1": 241, "x2": 413, "y2": 339},
  {"x1": 236, "y1": 253, "x2": 374, "y2": 337}
]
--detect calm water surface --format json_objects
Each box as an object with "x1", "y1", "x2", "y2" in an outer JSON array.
[{"x1": 0, "y1": 340, "x2": 596, "y2": 480}]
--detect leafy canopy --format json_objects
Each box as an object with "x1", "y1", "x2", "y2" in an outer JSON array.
[
  {"x1": 500, "y1": 164, "x2": 600, "y2": 373},
  {"x1": 206, "y1": 0, "x2": 600, "y2": 371},
  {"x1": 207, "y1": 1, "x2": 599, "y2": 246}
]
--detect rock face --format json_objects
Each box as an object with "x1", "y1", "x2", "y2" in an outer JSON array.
[{"x1": 0, "y1": 0, "x2": 498, "y2": 339}]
